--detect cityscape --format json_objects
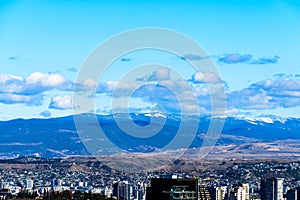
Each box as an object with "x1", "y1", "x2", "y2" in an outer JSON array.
[{"x1": 1, "y1": 157, "x2": 300, "y2": 199}]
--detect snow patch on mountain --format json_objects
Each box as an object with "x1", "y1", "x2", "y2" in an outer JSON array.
[{"x1": 144, "y1": 112, "x2": 167, "y2": 118}]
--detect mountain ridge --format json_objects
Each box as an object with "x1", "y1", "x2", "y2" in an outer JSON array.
[{"x1": 0, "y1": 113, "x2": 300, "y2": 158}]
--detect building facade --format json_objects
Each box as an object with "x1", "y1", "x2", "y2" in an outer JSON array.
[
  {"x1": 146, "y1": 177, "x2": 198, "y2": 200},
  {"x1": 113, "y1": 181, "x2": 130, "y2": 200},
  {"x1": 260, "y1": 177, "x2": 284, "y2": 200}
]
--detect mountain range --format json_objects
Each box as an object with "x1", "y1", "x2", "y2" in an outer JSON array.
[{"x1": 0, "y1": 113, "x2": 300, "y2": 159}]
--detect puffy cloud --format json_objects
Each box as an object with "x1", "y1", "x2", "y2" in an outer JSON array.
[
  {"x1": 228, "y1": 89, "x2": 276, "y2": 110},
  {"x1": 154, "y1": 68, "x2": 170, "y2": 80},
  {"x1": 0, "y1": 74, "x2": 44, "y2": 105},
  {"x1": 126, "y1": 81, "x2": 202, "y2": 114},
  {"x1": 90, "y1": 68, "x2": 224, "y2": 115},
  {"x1": 0, "y1": 72, "x2": 73, "y2": 105},
  {"x1": 75, "y1": 78, "x2": 132, "y2": 94},
  {"x1": 218, "y1": 53, "x2": 279, "y2": 65},
  {"x1": 0, "y1": 93, "x2": 42, "y2": 105},
  {"x1": 191, "y1": 72, "x2": 222, "y2": 83},
  {"x1": 0, "y1": 74, "x2": 22, "y2": 82},
  {"x1": 113, "y1": 82, "x2": 140, "y2": 97},
  {"x1": 95, "y1": 81, "x2": 138, "y2": 97},
  {"x1": 75, "y1": 69, "x2": 300, "y2": 115},
  {"x1": 252, "y1": 78, "x2": 300, "y2": 94},
  {"x1": 227, "y1": 78, "x2": 300, "y2": 110},
  {"x1": 97, "y1": 81, "x2": 117, "y2": 93},
  {"x1": 39, "y1": 110, "x2": 51, "y2": 117},
  {"x1": 75, "y1": 78, "x2": 99, "y2": 91},
  {"x1": 49, "y1": 95, "x2": 72, "y2": 110},
  {"x1": 95, "y1": 68, "x2": 187, "y2": 98},
  {"x1": 195, "y1": 77, "x2": 300, "y2": 112},
  {"x1": 137, "y1": 67, "x2": 171, "y2": 81},
  {"x1": 160, "y1": 80, "x2": 191, "y2": 91},
  {"x1": 25, "y1": 72, "x2": 69, "y2": 88},
  {"x1": 74, "y1": 79, "x2": 138, "y2": 97},
  {"x1": 0, "y1": 72, "x2": 72, "y2": 95},
  {"x1": 0, "y1": 74, "x2": 23, "y2": 93}
]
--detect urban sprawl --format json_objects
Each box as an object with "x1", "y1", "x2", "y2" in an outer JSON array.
[{"x1": 1, "y1": 157, "x2": 300, "y2": 199}]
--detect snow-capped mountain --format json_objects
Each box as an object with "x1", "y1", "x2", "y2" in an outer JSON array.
[{"x1": 0, "y1": 113, "x2": 300, "y2": 158}]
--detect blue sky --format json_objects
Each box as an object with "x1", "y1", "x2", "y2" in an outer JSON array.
[{"x1": 1, "y1": 0, "x2": 300, "y2": 120}]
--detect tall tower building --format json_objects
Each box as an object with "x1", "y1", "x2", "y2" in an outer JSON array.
[
  {"x1": 286, "y1": 187, "x2": 300, "y2": 200},
  {"x1": 199, "y1": 185, "x2": 212, "y2": 200},
  {"x1": 113, "y1": 181, "x2": 130, "y2": 200},
  {"x1": 52, "y1": 178, "x2": 62, "y2": 187},
  {"x1": 286, "y1": 188, "x2": 297, "y2": 200},
  {"x1": 241, "y1": 184, "x2": 250, "y2": 200},
  {"x1": 229, "y1": 183, "x2": 249, "y2": 200},
  {"x1": 209, "y1": 186, "x2": 227, "y2": 200},
  {"x1": 135, "y1": 182, "x2": 145, "y2": 200},
  {"x1": 260, "y1": 177, "x2": 284, "y2": 200},
  {"x1": 26, "y1": 179, "x2": 34, "y2": 190}
]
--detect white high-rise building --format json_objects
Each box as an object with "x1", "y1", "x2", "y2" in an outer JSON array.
[
  {"x1": 229, "y1": 183, "x2": 250, "y2": 200},
  {"x1": 210, "y1": 186, "x2": 227, "y2": 200},
  {"x1": 26, "y1": 179, "x2": 33, "y2": 189},
  {"x1": 241, "y1": 184, "x2": 249, "y2": 200}
]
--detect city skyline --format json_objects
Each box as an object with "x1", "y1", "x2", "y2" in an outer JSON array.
[
  {"x1": 1, "y1": 156, "x2": 300, "y2": 200},
  {"x1": 1, "y1": 0, "x2": 300, "y2": 120}
]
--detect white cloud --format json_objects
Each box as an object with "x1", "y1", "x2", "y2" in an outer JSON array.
[
  {"x1": 4, "y1": 69, "x2": 300, "y2": 117},
  {"x1": 0, "y1": 74, "x2": 22, "y2": 82},
  {"x1": 0, "y1": 93, "x2": 42, "y2": 105},
  {"x1": 0, "y1": 74, "x2": 23, "y2": 93},
  {"x1": 137, "y1": 67, "x2": 171, "y2": 81},
  {"x1": 49, "y1": 95, "x2": 72, "y2": 110},
  {"x1": 95, "y1": 81, "x2": 139, "y2": 97},
  {"x1": 0, "y1": 72, "x2": 72, "y2": 105},
  {"x1": 191, "y1": 72, "x2": 221, "y2": 83},
  {"x1": 74, "y1": 78, "x2": 99, "y2": 92},
  {"x1": 227, "y1": 78, "x2": 300, "y2": 110},
  {"x1": 25, "y1": 72, "x2": 65, "y2": 86},
  {"x1": 154, "y1": 67, "x2": 170, "y2": 80},
  {"x1": 0, "y1": 72, "x2": 71, "y2": 95}
]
